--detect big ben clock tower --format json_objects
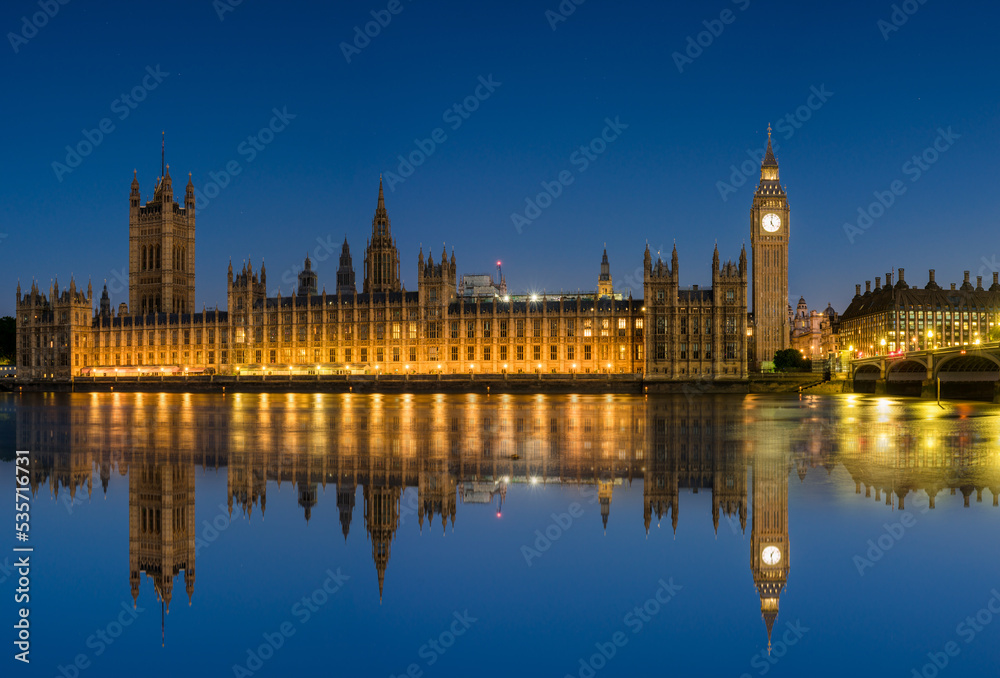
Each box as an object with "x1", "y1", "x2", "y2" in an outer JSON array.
[
  {"x1": 750, "y1": 440, "x2": 790, "y2": 651},
  {"x1": 750, "y1": 126, "x2": 790, "y2": 367}
]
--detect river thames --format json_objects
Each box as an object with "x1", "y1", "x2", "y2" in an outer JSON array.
[{"x1": 1, "y1": 392, "x2": 999, "y2": 677}]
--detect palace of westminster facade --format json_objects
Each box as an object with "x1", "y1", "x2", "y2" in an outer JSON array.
[{"x1": 15, "y1": 135, "x2": 796, "y2": 379}]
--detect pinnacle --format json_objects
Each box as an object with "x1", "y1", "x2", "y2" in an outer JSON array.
[{"x1": 762, "y1": 127, "x2": 778, "y2": 168}]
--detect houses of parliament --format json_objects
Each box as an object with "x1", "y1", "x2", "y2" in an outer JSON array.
[{"x1": 14, "y1": 133, "x2": 795, "y2": 379}]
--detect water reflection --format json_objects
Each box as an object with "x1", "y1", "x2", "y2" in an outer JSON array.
[{"x1": 11, "y1": 392, "x2": 1000, "y2": 652}]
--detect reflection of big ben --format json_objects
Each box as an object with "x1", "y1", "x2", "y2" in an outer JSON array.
[{"x1": 750, "y1": 449, "x2": 789, "y2": 650}]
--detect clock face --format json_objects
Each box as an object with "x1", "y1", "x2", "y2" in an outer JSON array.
[
  {"x1": 762, "y1": 213, "x2": 782, "y2": 232},
  {"x1": 762, "y1": 546, "x2": 782, "y2": 565}
]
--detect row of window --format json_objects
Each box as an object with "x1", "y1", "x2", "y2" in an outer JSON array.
[
  {"x1": 652, "y1": 342, "x2": 740, "y2": 361},
  {"x1": 86, "y1": 342, "x2": 649, "y2": 368},
  {"x1": 652, "y1": 288, "x2": 739, "y2": 304},
  {"x1": 90, "y1": 317, "x2": 651, "y2": 346},
  {"x1": 654, "y1": 316, "x2": 742, "y2": 335}
]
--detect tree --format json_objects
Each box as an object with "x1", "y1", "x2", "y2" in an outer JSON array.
[
  {"x1": 0, "y1": 316, "x2": 14, "y2": 365},
  {"x1": 773, "y1": 348, "x2": 811, "y2": 372}
]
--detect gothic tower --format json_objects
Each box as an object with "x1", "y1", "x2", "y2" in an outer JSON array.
[
  {"x1": 418, "y1": 246, "x2": 458, "y2": 311},
  {"x1": 363, "y1": 178, "x2": 401, "y2": 294},
  {"x1": 337, "y1": 480, "x2": 356, "y2": 541},
  {"x1": 364, "y1": 483, "x2": 401, "y2": 601},
  {"x1": 129, "y1": 460, "x2": 196, "y2": 613},
  {"x1": 598, "y1": 248, "x2": 613, "y2": 298},
  {"x1": 598, "y1": 480, "x2": 614, "y2": 532},
  {"x1": 336, "y1": 238, "x2": 357, "y2": 295},
  {"x1": 129, "y1": 159, "x2": 196, "y2": 316},
  {"x1": 297, "y1": 255, "x2": 318, "y2": 297},
  {"x1": 750, "y1": 126, "x2": 790, "y2": 366},
  {"x1": 749, "y1": 440, "x2": 790, "y2": 651}
]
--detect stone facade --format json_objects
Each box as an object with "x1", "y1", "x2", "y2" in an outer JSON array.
[
  {"x1": 16, "y1": 169, "x2": 755, "y2": 380},
  {"x1": 129, "y1": 167, "x2": 196, "y2": 315},
  {"x1": 750, "y1": 127, "x2": 790, "y2": 366},
  {"x1": 839, "y1": 268, "x2": 1000, "y2": 357},
  {"x1": 790, "y1": 298, "x2": 839, "y2": 360}
]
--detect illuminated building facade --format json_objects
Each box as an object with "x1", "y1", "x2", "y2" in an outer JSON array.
[
  {"x1": 838, "y1": 269, "x2": 1000, "y2": 357},
  {"x1": 16, "y1": 168, "x2": 751, "y2": 381},
  {"x1": 790, "y1": 297, "x2": 840, "y2": 360},
  {"x1": 750, "y1": 128, "x2": 791, "y2": 367}
]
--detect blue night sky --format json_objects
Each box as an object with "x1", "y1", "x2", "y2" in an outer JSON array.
[{"x1": 2, "y1": 0, "x2": 999, "y2": 317}]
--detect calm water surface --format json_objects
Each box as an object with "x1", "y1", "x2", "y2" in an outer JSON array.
[{"x1": 1, "y1": 392, "x2": 999, "y2": 678}]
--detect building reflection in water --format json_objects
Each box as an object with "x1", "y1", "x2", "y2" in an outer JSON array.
[{"x1": 15, "y1": 392, "x2": 1000, "y2": 647}]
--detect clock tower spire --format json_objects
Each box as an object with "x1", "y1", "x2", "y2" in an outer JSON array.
[
  {"x1": 749, "y1": 420, "x2": 790, "y2": 652},
  {"x1": 750, "y1": 125, "x2": 790, "y2": 368}
]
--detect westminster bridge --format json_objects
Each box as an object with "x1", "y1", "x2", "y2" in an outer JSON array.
[{"x1": 849, "y1": 341, "x2": 1000, "y2": 401}]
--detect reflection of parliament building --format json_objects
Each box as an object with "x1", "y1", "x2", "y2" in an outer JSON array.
[
  {"x1": 17, "y1": 393, "x2": 1000, "y2": 647},
  {"x1": 16, "y1": 135, "x2": 806, "y2": 379}
]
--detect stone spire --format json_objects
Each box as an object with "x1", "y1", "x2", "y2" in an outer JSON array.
[
  {"x1": 374, "y1": 176, "x2": 388, "y2": 235},
  {"x1": 598, "y1": 248, "x2": 613, "y2": 297},
  {"x1": 337, "y1": 238, "x2": 357, "y2": 295},
  {"x1": 762, "y1": 123, "x2": 778, "y2": 168},
  {"x1": 364, "y1": 176, "x2": 401, "y2": 294}
]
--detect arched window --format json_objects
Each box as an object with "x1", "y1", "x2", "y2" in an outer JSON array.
[
  {"x1": 156, "y1": 246, "x2": 161, "y2": 270},
  {"x1": 141, "y1": 246, "x2": 147, "y2": 271},
  {"x1": 182, "y1": 247, "x2": 186, "y2": 271}
]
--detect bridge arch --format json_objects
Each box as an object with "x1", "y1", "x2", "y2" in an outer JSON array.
[
  {"x1": 886, "y1": 358, "x2": 927, "y2": 376},
  {"x1": 932, "y1": 353, "x2": 1000, "y2": 401},
  {"x1": 852, "y1": 364, "x2": 881, "y2": 393},
  {"x1": 933, "y1": 352, "x2": 1000, "y2": 378},
  {"x1": 885, "y1": 359, "x2": 928, "y2": 397},
  {"x1": 852, "y1": 364, "x2": 881, "y2": 379}
]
